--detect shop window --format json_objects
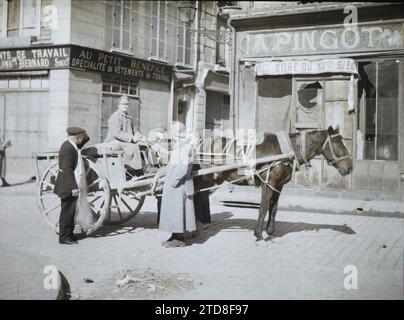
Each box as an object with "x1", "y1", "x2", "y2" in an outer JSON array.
[
  {"x1": 0, "y1": 75, "x2": 49, "y2": 89},
  {"x1": 294, "y1": 80, "x2": 324, "y2": 129},
  {"x1": 358, "y1": 61, "x2": 400, "y2": 161},
  {"x1": 102, "y1": 77, "x2": 139, "y2": 97}
]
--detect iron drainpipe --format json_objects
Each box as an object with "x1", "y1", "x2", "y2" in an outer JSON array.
[
  {"x1": 227, "y1": 16, "x2": 237, "y2": 137},
  {"x1": 194, "y1": 1, "x2": 200, "y2": 72}
]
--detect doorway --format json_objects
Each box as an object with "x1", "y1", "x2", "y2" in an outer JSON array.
[
  {"x1": 292, "y1": 77, "x2": 354, "y2": 189},
  {"x1": 101, "y1": 78, "x2": 140, "y2": 142}
]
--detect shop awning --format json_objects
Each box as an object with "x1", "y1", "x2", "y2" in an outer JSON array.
[
  {"x1": 255, "y1": 58, "x2": 358, "y2": 76},
  {"x1": 196, "y1": 68, "x2": 229, "y2": 93},
  {"x1": 174, "y1": 71, "x2": 195, "y2": 89}
]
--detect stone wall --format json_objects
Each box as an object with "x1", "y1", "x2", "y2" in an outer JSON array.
[{"x1": 138, "y1": 80, "x2": 171, "y2": 135}]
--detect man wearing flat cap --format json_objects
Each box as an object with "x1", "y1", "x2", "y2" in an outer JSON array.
[
  {"x1": 54, "y1": 127, "x2": 89, "y2": 245},
  {"x1": 104, "y1": 95, "x2": 147, "y2": 174}
]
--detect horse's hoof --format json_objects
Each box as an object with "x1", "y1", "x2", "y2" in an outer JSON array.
[
  {"x1": 254, "y1": 232, "x2": 263, "y2": 241},
  {"x1": 266, "y1": 228, "x2": 275, "y2": 236}
]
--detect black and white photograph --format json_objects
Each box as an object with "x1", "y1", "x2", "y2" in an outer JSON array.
[{"x1": 0, "y1": 0, "x2": 403, "y2": 303}]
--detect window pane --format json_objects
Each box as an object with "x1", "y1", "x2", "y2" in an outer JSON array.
[
  {"x1": 40, "y1": 0, "x2": 53, "y2": 39},
  {"x1": 31, "y1": 77, "x2": 41, "y2": 88},
  {"x1": 7, "y1": 0, "x2": 20, "y2": 36},
  {"x1": 121, "y1": 83, "x2": 129, "y2": 94},
  {"x1": 0, "y1": 79, "x2": 8, "y2": 88},
  {"x1": 376, "y1": 61, "x2": 399, "y2": 161},
  {"x1": 20, "y1": 77, "x2": 30, "y2": 88},
  {"x1": 361, "y1": 62, "x2": 377, "y2": 160},
  {"x1": 9, "y1": 78, "x2": 19, "y2": 88},
  {"x1": 295, "y1": 81, "x2": 323, "y2": 126},
  {"x1": 41, "y1": 77, "x2": 49, "y2": 89},
  {"x1": 112, "y1": 83, "x2": 120, "y2": 93},
  {"x1": 102, "y1": 82, "x2": 111, "y2": 92},
  {"x1": 129, "y1": 85, "x2": 137, "y2": 96},
  {"x1": 23, "y1": 0, "x2": 37, "y2": 29},
  {"x1": 0, "y1": 1, "x2": 3, "y2": 34},
  {"x1": 185, "y1": 48, "x2": 191, "y2": 65}
]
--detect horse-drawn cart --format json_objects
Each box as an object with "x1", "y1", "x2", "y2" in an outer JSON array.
[{"x1": 34, "y1": 139, "x2": 296, "y2": 236}]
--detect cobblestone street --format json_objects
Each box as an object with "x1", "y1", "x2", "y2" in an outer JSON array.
[{"x1": 0, "y1": 181, "x2": 403, "y2": 299}]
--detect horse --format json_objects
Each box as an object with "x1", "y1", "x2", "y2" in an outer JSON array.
[{"x1": 193, "y1": 126, "x2": 353, "y2": 241}]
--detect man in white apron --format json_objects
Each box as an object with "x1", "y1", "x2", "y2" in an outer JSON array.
[{"x1": 54, "y1": 127, "x2": 90, "y2": 244}]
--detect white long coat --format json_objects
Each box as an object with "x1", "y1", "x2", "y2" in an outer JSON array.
[{"x1": 158, "y1": 139, "x2": 196, "y2": 233}]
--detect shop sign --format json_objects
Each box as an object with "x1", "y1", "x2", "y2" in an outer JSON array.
[
  {"x1": 0, "y1": 45, "x2": 173, "y2": 83},
  {"x1": 240, "y1": 22, "x2": 403, "y2": 56},
  {"x1": 0, "y1": 46, "x2": 70, "y2": 70},
  {"x1": 255, "y1": 58, "x2": 358, "y2": 75},
  {"x1": 70, "y1": 46, "x2": 172, "y2": 83}
]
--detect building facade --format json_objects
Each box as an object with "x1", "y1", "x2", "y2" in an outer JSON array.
[
  {"x1": 0, "y1": 0, "x2": 230, "y2": 174},
  {"x1": 228, "y1": 2, "x2": 404, "y2": 200}
]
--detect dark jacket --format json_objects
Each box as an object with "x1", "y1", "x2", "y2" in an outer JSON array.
[{"x1": 54, "y1": 140, "x2": 78, "y2": 199}]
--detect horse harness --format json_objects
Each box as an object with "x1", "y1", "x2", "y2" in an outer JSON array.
[
  {"x1": 194, "y1": 130, "x2": 348, "y2": 195},
  {"x1": 254, "y1": 130, "x2": 347, "y2": 194}
]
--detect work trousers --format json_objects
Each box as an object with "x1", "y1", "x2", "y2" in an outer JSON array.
[{"x1": 59, "y1": 195, "x2": 78, "y2": 241}]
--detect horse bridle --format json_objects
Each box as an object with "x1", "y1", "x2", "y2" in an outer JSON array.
[
  {"x1": 321, "y1": 133, "x2": 349, "y2": 166},
  {"x1": 298, "y1": 131, "x2": 349, "y2": 167}
]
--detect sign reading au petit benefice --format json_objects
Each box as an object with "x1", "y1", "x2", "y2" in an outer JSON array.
[{"x1": 0, "y1": 45, "x2": 172, "y2": 83}]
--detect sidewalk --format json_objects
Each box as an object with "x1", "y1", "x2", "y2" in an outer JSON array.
[
  {"x1": 212, "y1": 186, "x2": 404, "y2": 218},
  {"x1": 0, "y1": 244, "x2": 65, "y2": 300}
]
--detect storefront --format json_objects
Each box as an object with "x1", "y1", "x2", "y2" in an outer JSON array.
[
  {"x1": 0, "y1": 45, "x2": 173, "y2": 161},
  {"x1": 173, "y1": 61, "x2": 230, "y2": 135},
  {"x1": 230, "y1": 4, "x2": 404, "y2": 198}
]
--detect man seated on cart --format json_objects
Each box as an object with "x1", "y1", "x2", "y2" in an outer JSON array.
[{"x1": 104, "y1": 95, "x2": 150, "y2": 175}]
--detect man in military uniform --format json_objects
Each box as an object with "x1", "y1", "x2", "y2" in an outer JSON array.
[
  {"x1": 54, "y1": 127, "x2": 89, "y2": 245},
  {"x1": 104, "y1": 95, "x2": 147, "y2": 174}
]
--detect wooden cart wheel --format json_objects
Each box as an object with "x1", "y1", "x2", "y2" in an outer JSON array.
[
  {"x1": 37, "y1": 160, "x2": 111, "y2": 235},
  {"x1": 105, "y1": 191, "x2": 145, "y2": 225}
]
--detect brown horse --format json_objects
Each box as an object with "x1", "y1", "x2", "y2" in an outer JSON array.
[{"x1": 194, "y1": 126, "x2": 353, "y2": 240}]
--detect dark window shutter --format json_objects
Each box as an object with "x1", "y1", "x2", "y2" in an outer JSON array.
[{"x1": 113, "y1": 0, "x2": 122, "y2": 48}]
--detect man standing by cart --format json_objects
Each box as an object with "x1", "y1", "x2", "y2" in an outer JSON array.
[
  {"x1": 0, "y1": 138, "x2": 11, "y2": 187},
  {"x1": 54, "y1": 127, "x2": 88, "y2": 245}
]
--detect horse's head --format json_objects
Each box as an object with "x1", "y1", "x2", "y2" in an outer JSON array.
[{"x1": 321, "y1": 126, "x2": 353, "y2": 176}]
